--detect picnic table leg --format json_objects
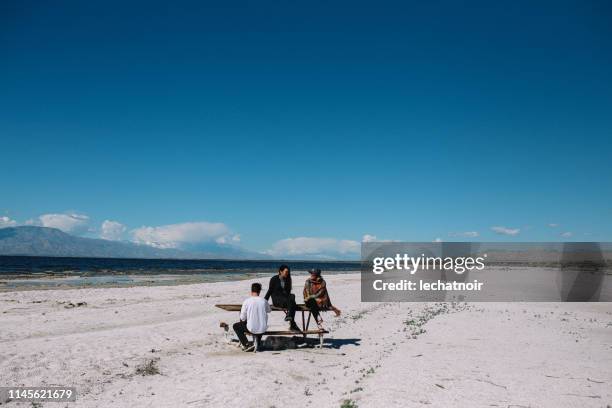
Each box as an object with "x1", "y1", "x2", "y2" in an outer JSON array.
[{"x1": 318, "y1": 333, "x2": 323, "y2": 349}]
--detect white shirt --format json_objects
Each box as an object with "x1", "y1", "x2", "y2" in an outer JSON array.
[{"x1": 240, "y1": 295, "x2": 271, "y2": 334}]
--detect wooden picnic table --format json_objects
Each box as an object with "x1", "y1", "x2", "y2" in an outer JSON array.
[{"x1": 215, "y1": 303, "x2": 329, "y2": 348}]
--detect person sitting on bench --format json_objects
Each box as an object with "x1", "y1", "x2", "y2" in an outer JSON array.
[
  {"x1": 233, "y1": 282, "x2": 271, "y2": 352},
  {"x1": 303, "y1": 268, "x2": 341, "y2": 329},
  {"x1": 264, "y1": 264, "x2": 301, "y2": 332}
]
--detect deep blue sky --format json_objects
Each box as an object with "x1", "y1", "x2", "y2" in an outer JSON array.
[{"x1": 1, "y1": 1, "x2": 611, "y2": 255}]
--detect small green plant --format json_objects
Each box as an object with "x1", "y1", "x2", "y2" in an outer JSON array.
[
  {"x1": 340, "y1": 399, "x2": 358, "y2": 408},
  {"x1": 352, "y1": 311, "x2": 366, "y2": 320},
  {"x1": 135, "y1": 358, "x2": 160, "y2": 376},
  {"x1": 403, "y1": 303, "x2": 466, "y2": 338}
]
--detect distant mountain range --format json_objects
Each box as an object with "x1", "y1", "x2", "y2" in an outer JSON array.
[{"x1": 0, "y1": 226, "x2": 266, "y2": 259}]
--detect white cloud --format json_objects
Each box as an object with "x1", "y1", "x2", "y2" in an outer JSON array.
[
  {"x1": 448, "y1": 231, "x2": 479, "y2": 238},
  {"x1": 131, "y1": 221, "x2": 236, "y2": 249},
  {"x1": 100, "y1": 220, "x2": 127, "y2": 241},
  {"x1": 434, "y1": 237, "x2": 442, "y2": 242},
  {"x1": 548, "y1": 223, "x2": 559, "y2": 228},
  {"x1": 266, "y1": 237, "x2": 360, "y2": 258},
  {"x1": 215, "y1": 233, "x2": 241, "y2": 244},
  {"x1": 560, "y1": 231, "x2": 573, "y2": 238},
  {"x1": 39, "y1": 213, "x2": 90, "y2": 234},
  {"x1": 361, "y1": 234, "x2": 398, "y2": 243},
  {"x1": 0, "y1": 216, "x2": 17, "y2": 228},
  {"x1": 362, "y1": 234, "x2": 378, "y2": 242},
  {"x1": 491, "y1": 226, "x2": 520, "y2": 236}
]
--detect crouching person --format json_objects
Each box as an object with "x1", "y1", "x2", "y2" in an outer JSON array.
[{"x1": 233, "y1": 282, "x2": 271, "y2": 352}]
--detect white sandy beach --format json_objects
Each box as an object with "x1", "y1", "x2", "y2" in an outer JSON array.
[{"x1": 1, "y1": 273, "x2": 611, "y2": 408}]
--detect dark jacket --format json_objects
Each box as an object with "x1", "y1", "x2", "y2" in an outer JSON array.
[{"x1": 264, "y1": 275, "x2": 292, "y2": 301}]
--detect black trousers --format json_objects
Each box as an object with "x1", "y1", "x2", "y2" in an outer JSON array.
[
  {"x1": 305, "y1": 298, "x2": 321, "y2": 320},
  {"x1": 272, "y1": 293, "x2": 297, "y2": 320},
  {"x1": 233, "y1": 321, "x2": 262, "y2": 347}
]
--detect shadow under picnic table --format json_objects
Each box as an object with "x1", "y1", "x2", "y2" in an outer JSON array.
[{"x1": 256, "y1": 336, "x2": 361, "y2": 351}]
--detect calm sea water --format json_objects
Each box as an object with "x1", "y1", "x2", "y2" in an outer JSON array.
[{"x1": 0, "y1": 256, "x2": 360, "y2": 290}]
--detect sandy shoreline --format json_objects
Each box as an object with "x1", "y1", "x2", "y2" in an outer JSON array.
[{"x1": 1, "y1": 273, "x2": 611, "y2": 407}]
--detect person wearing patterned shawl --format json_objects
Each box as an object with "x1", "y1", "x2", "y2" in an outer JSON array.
[{"x1": 303, "y1": 268, "x2": 342, "y2": 329}]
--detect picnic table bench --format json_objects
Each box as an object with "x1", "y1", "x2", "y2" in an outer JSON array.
[{"x1": 216, "y1": 303, "x2": 329, "y2": 350}]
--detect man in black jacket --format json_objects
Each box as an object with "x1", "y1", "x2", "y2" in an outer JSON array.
[{"x1": 264, "y1": 265, "x2": 301, "y2": 332}]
